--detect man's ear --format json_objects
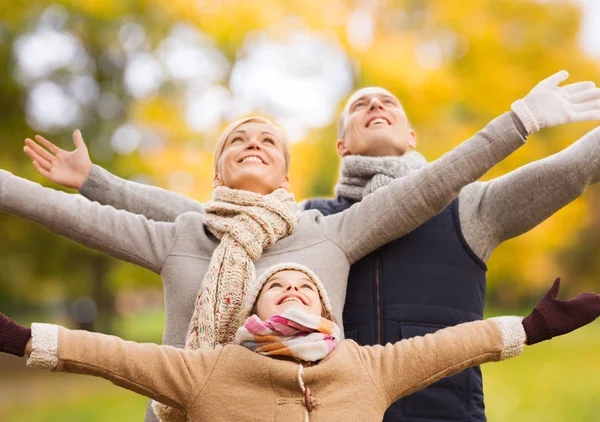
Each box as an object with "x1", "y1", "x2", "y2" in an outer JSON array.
[
  {"x1": 279, "y1": 175, "x2": 290, "y2": 190},
  {"x1": 212, "y1": 173, "x2": 223, "y2": 188},
  {"x1": 337, "y1": 139, "x2": 351, "y2": 157},
  {"x1": 408, "y1": 130, "x2": 417, "y2": 149}
]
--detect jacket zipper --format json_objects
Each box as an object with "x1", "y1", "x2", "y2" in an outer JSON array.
[{"x1": 374, "y1": 255, "x2": 382, "y2": 344}]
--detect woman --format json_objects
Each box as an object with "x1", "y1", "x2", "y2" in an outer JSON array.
[{"x1": 2, "y1": 264, "x2": 599, "y2": 421}]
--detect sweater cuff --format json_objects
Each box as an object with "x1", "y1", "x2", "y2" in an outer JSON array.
[
  {"x1": 509, "y1": 111, "x2": 528, "y2": 139},
  {"x1": 26, "y1": 323, "x2": 59, "y2": 370},
  {"x1": 511, "y1": 99, "x2": 539, "y2": 134},
  {"x1": 79, "y1": 164, "x2": 110, "y2": 199},
  {"x1": 490, "y1": 316, "x2": 526, "y2": 360}
]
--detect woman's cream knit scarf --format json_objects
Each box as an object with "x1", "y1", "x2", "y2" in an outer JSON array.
[{"x1": 153, "y1": 186, "x2": 298, "y2": 421}]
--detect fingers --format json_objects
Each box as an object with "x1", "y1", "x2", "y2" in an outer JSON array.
[
  {"x1": 34, "y1": 135, "x2": 62, "y2": 154},
  {"x1": 72, "y1": 130, "x2": 87, "y2": 150},
  {"x1": 570, "y1": 108, "x2": 600, "y2": 122},
  {"x1": 32, "y1": 160, "x2": 52, "y2": 179},
  {"x1": 24, "y1": 138, "x2": 54, "y2": 162},
  {"x1": 23, "y1": 144, "x2": 52, "y2": 171},
  {"x1": 540, "y1": 70, "x2": 569, "y2": 88},
  {"x1": 568, "y1": 87, "x2": 600, "y2": 104},
  {"x1": 563, "y1": 81, "x2": 596, "y2": 95},
  {"x1": 573, "y1": 99, "x2": 600, "y2": 111},
  {"x1": 570, "y1": 292, "x2": 600, "y2": 304}
]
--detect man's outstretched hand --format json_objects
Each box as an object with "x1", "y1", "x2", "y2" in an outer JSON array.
[
  {"x1": 523, "y1": 278, "x2": 600, "y2": 345},
  {"x1": 512, "y1": 70, "x2": 600, "y2": 134},
  {"x1": 24, "y1": 130, "x2": 92, "y2": 190}
]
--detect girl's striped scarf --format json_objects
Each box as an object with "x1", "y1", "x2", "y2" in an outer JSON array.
[
  {"x1": 153, "y1": 186, "x2": 298, "y2": 422},
  {"x1": 235, "y1": 309, "x2": 340, "y2": 362}
]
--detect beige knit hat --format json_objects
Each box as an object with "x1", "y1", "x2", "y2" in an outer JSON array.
[{"x1": 239, "y1": 263, "x2": 333, "y2": 323}]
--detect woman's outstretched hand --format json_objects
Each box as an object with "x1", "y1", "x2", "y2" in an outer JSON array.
[
  {"x1": 24, "y1": 130, "x2": 92, "y2": 190},
  {"x1": 523, "y1": 278, "x2": 600, "y2": 345},
  {"x1": 0, "y1": 312, "x2": 31, "y2": 357}
]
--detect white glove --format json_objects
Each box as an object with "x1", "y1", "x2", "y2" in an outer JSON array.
[{"x1": 511, "y1": 70, "x2": 600, "y2": 134}]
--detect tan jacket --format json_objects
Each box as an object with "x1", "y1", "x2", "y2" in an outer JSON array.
[{"x1": 27, "y1": 317, "x2": 525, "y2": 421}]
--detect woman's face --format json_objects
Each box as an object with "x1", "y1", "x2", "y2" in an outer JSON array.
[
  {"x1": 213, "y1": 122, "x2": 290, "y2": 195},
  {"x1": 255, "y1": 270, "x2": 322, "y2": 321}
]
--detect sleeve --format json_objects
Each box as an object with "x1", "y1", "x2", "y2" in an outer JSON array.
[
  {"x1": 80, "y1": 165, "x2": 204, "y2": 222},
  {"x1": 357, "y1": 317, "x2": 525, "y2": 407},
  {"x1": 321, "y1": 112, "x2": 527, "y2": 263},
  {"x1": 459, "y1": 126, "x2": 600, "y2": 262},
  {"x1": 0, "y1": 170, "x2": 176, "y2": 273},
  {"x1": 26, "y1": 324, "x2": 222, "y2": 411}
]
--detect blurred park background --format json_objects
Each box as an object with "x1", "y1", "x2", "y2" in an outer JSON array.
[{"x1": 0, "y1": 0, "x2": 599, "y2": 420}]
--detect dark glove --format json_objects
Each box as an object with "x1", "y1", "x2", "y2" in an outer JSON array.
[
  {"x1": 523, "y1": 278, "x2": 600, "y2": 345},
  {"x1": 0, "y1": 312, "x2": 31, "y2": 357}
]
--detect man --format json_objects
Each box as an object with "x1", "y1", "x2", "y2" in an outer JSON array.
[
  {"x1": 302, "y1": 80, "x2": 600, "y2": 421},
  {"x1": 22, "y1": 71, "x2": 600, "y2": 421}
]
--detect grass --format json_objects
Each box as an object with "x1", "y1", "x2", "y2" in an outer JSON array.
[
  {"x1": 2, "y1": 309, "x2": 600, "y2": 421},
  {"x1": 482, "y1": 316, "x2": 600, "y2": 421},
  {"x1": 0, "y1": 381, "x2": 149, "y2": 422}
]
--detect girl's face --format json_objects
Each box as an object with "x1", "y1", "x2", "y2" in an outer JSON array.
[
  {"x1": 255, "y1": 270, "x2": 322, "y2": 321},
  {"x1": 213, "y1": 122, "x2": 290, "y2": 195}
]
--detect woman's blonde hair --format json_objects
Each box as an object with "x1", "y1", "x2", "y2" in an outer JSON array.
[{"x1": 213, "y1": 116, "x2": 291, "y2": 173}]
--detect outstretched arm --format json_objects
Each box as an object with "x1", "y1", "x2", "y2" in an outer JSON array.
[
  {"x1": 360, "y1": 278, "x2": 600, "y2": 406},
  {"x1": 81, "y1": 164, "x2": 205, "y2": 222},
  {"x1": 460, "y1": 126, "x2": 600, "y2": 262},
  {"x1": 323, "y1": 72, "x2": 600, "y2": 263},
  {"x1": 0, "y1": 170, "x2": 175, "y2": 273},
  {"x1": 24, "y1": 131, "x2": 204, "y2": 222},
  {"x1": 25, "y1": 324, "x2": 221, "y2": 412},
  {"x1": 358, "y1": 317, "x2": 523, "y2": 407},
  {"x1": 322, "y1": 111, "x2": 527, "y2": 263}
]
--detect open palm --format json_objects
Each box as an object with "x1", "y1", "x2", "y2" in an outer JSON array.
[{"x1": 23, "y1": 130, "x2": 92, "y2": 189}]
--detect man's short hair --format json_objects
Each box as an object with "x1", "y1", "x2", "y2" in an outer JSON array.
[{"x1": 337, "y1": 87, "x2": 401, "y2": 139}]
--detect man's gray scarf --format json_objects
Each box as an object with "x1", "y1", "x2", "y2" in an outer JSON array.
[{"x1": 334, "y1": 152, "x2": 428, "y2": 201}]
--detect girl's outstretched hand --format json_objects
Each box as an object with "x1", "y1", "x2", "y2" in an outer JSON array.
[
  {"x1": 24, "y1": 130, "x2": 92, "y2": 190},
  {"x1": 523, "y1": 278, "x2": 600, "y2": 345},
  {"x1": 0, "y1": 312, "x2": 31, "y2": 357}
]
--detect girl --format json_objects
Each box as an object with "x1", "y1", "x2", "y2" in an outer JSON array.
[{"x1": 2, "y1": 264, "x2": 599, "y2": 421}]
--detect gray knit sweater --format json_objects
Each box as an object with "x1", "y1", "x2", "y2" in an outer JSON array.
[
  {"x1": 80, "y1": 125, "x2": 600, "y2": 264},
  {"x1": 0, "y1": 113, "x2": 523, "y2": 346}
]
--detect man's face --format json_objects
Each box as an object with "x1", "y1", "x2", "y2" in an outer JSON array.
[
  {"x1": 213, "y1": 121, "x2": 290, "y2": 195},
  {"x1": 337, "y1": 87, "x2": 416, "y2": 157},
  {"x1": 255, "y1": 270, "x2": 322, "y2": 321}
]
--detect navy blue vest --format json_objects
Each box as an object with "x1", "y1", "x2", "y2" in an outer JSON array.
[{"x1": 303, "y1": 196, "x2": 488, "y2": 422}]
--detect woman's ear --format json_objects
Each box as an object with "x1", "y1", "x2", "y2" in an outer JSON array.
[
  {"x1": 279, "y1": 176, "x2": 290, "y2": 190},
  {"x1": 213, "y1": 173, "x2": 223, "y2": 188}
]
